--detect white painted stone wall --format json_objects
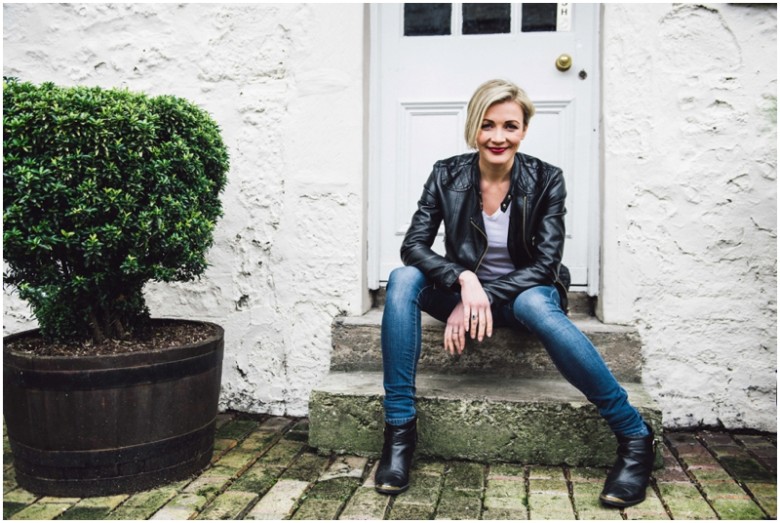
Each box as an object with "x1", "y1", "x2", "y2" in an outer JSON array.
[
  {"x1": 601, "y1": 4, "x2": 777, "y2": 430},
  {"x1": 3, "y1": 4, "x2": 776, "y2": 430},
  {"x1": 2, "y1": 3, "x2": 368, "y2": 416}
]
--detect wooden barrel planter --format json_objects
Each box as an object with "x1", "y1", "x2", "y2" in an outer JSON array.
[{"x1": 3, "y1": 320, "x2": 224, "y2": 497}]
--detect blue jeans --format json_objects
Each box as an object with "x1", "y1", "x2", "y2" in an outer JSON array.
[{"x1": 381, "y1": 266, "x2": 648, "y2": 437}]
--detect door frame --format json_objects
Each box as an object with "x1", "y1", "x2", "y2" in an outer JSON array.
[{"x1": 367, "y1": 4, "x2": 602, "y2": 296}]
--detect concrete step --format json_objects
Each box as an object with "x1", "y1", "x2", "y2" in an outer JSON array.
[
  {"x1": 372, "y1": 288, "x2": 595, "y2": 316},
  {"x1": 309, "y1": 370, "x2": 663, "y2": 467},
  {"x1": 331, "y1": 309, "x2": 643, "y2": 382}
]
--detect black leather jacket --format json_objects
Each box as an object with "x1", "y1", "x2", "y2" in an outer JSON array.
[{"x1": 400, "y1": 152, "x2": 569, "y2": 311}]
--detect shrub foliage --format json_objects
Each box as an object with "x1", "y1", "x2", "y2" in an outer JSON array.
[{"x1": 3, "y1": 80, "x2": 229, "y2": 343}]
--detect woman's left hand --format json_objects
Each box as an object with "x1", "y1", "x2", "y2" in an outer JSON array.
[{"x1": 458, "y1": 270, "x2": 493, "y2": 342}]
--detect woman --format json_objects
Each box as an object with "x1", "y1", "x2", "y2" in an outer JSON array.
[{"x1": 374, "y1": 79, "x2": 655, "y2": 508}]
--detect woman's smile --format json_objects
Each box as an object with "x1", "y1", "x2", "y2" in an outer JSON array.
[{"x1": 477, "y1": 100, "x2": 527, "y2": 176}]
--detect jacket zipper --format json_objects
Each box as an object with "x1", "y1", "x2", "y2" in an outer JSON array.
[
  {"x1": 470, "y1": 217, "x2": 489, "y2": 273},
  {"x1": 522, "y1": 192, "x2": 566, "y2": 309},
  {"x1": 521, "y1": 195, "x2": 533, "y2": 258}
]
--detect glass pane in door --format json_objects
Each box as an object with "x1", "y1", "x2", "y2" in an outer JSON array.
[
  {"x1": 404, "y1": 4, "x2": 452, "y2": 36},
  {"x1": 521, "y1": 3, "x2": 558, "y2": 32},
  {"x1": 462, "y1": 3, "x2": 511, "y2": 34}
]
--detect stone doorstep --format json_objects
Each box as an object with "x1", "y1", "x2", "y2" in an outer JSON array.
[
  {"x1": 308, "y1": 370, "x2": 663, "y2": 468},
  {"x1": 332, "y1": 309, "x2": 642, "y2": 382},
  {"x1": 372, "y1": 289, "x2": 595, "y2": 316}
]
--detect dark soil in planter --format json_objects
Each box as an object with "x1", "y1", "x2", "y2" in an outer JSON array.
[{"x1": 5, "y1": 320, "x2": 218, "y2": 357}]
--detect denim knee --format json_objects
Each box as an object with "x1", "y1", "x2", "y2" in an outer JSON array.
[
  {"x1": 511, "y1": 285, "x2": 560, "y2": 326},
  {"x1": 386, "y1": 266, "x2": 427, "y2": 305}
]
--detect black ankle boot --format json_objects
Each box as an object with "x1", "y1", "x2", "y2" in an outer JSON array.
[
  {"x1": 374, "y1": 418, "x2": 417, "y2": 495},
  {"x1": 600, "y1": 423, "x2": 656, "y2": 508}
]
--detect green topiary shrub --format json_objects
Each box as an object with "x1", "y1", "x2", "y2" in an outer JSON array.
[{"x1": 3, "y1": 79, "x2": 229, "y2": 343}]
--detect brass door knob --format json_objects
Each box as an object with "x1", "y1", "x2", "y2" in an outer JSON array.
[{"x1": 556, "y1": 54, "x2": 573, "y2": 72}]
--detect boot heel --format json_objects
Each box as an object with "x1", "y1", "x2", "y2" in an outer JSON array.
[
  {"x1": 600, "y1": 423, "x2": 656, "y2": 508},
  {"x1": 375, "y1": 418, "x2": 417, "y2": 495}
]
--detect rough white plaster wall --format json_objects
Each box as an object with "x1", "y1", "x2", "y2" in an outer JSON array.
[
  {"x1": 2, "y1": 3, "x2": 367, "y2": 416},
  {"x1": 601, "y1": 4, "x2": 776, "y2": 430}
]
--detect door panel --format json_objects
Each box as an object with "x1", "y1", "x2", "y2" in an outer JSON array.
[{"x1": 372, "y1": 3, "x2": 597, "y2": 287}]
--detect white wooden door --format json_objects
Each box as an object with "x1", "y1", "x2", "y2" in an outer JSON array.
[{"x1": 370, "y1": 3, "x2": 599, "y2": 290}]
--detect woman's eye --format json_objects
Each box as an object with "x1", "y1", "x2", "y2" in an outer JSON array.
[
  {"x1": 506, "y1": 124, "x2": 519, "y2": 130},
  {"x1": 481, "y1": 122, "x2": 493, "y2": 130}
]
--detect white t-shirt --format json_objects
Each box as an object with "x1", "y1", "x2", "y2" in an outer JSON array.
[{"x1": 476, "y1": 205, "x2": 515, "y2": 281}]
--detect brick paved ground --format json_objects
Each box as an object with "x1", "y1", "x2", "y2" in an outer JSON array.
[{"x1": 3, "y1": 414, "x2": 776, "y2": 520}]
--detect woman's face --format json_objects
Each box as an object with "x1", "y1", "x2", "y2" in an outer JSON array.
[{"x1": 477, "y1": 101, "x2": 527, "y2": 171}]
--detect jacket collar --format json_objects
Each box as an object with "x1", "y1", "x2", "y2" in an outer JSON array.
[{"x1": 471, "y1": 153, "x2": 526, "y2": 194}]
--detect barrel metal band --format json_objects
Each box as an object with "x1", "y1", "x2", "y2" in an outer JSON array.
[
  {"x1": 10, "y1": 418, "x2": 216, "y2": 473},
  {"x1": 3, "y1": 346, "x2": 223, "y2": 391}
]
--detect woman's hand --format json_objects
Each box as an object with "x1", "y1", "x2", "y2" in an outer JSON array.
[
  {"x1": 444, "y1": 302, "x2": 467, "y2": 355},
  {"x1": 457, "y1": 270, "x2": 493, "y2": 342}
]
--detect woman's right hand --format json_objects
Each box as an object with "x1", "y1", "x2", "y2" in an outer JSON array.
[{"x1": 444, "y1": 302, "x2": 467, "y2": 355}]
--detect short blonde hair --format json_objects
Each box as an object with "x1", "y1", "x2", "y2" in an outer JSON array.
[{"x1": 465, "y1": 79, "x2": 535, "y2": 149}]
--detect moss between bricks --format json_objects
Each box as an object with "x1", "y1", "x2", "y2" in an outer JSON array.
[
  {"x1": 527, "y1": 493, "x2": 576, "y2": 518},
  {"x1": 489, "y1": 463, "x2": 526, "y2": 478},
  {"x1": 291, "y1": 498, "x2": 343, "y2": 520},
  {"x1": 196, "y1": 491, "x2": 258, "y2": 520},
  {"x1": 229, "y1": 472, "x2": 280, "y2": 496},
  {"x1": 412, "y1": 458, "x2": 446, "y2": 475},
  {"x1": 338, "y1": 486, "x2": 390, "y2": 519},
  {"x1": 213, "y1": 438, "x2": 238, "y2": 452},
  {"x1": 303, "y1": 477, "x2": 360, "y2": 501},
  {"x1": 57, "y1": 506, "x2": 112, "y2": 520},
  {"x1": 571, "y1": 483, "x2": 623, "y2": 520},
  {"x1": 481, "y1": 507, "x2": 529, "y2": 520},
  {"x1": 657, "y1": 483, "x2": 717, "y2": 519},
  {"x1": 443, "y1": 461, "x2": 486, "y2": 490},
  {"x1": 700, "y1": 480, "x2": 753, "y2": 497},
  {"x1": 718, "y1": 455, "x2": 776, "y2": 481},
  {"x1": 184, "y1": 476, "x2": 232, "y2": 502},
  {"x1": 216, "y1": 420, "x2": 259, "y2": 441},
  {"x1": 436, "y1": 490, "x2": 483, "y2": 520},
  {"x1": 4, "y1": 502, "x2": 27, "y2": 519},
  {"x1": 397, "y1": 473, "x2": 442, "y2": 505},
  {"x1": 486, "y1": 478, "x2": 526, "y2": 499},
  {"x1": 389, "y1": 503, "x2": 435, "y2": 520},
  {"x1": 104, "y1": 488, "x2": 177, "y2": 520},
  {"x1": 165, "y1": 492, "x2": 208, "y2": 513},
  {"x1": 57, "y1": 495, "x2": 128, "y2": 520},
  {"x1": 238, "y1": 431, "x2": 279, "y2": 451},
  {"x1": 529, "y1": 478, "x2": 569, "y2": 492},
  {"x1": 281, "y1": 453, "x2": 330, "y2": 482},
  {"x1": 203, "y1": 465, "x2": 240, "y2": 478},
  {"x1": 257, "y1": 440, "x2": 305, "y2": 467},
  {"x1": 439, "y1": 487, "x2": 485, "y2": 501},
  {"x1": 709, "y1": 497, "x2": 766, "y2": 520},
  {"x1": 3, "y1": 467, "x2": 18, "y2": 491},
  {"x1": 292, "y1": 478, "x2": 361, "y2": 519},
  {"x1": 7, "y1": 502, "x2": 72, "y2": 520},
  {"x1": 689, "y1": 468, "x2": 735, "y2": 482},
  {"x1": 214, "y1": 449, "x2": 257, "y2": 472}
]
